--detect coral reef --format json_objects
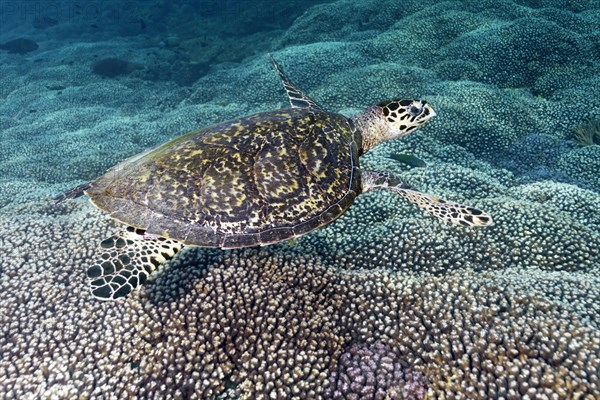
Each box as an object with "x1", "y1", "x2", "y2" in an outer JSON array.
[
  {"x1": 92, "y1": 58, "x2": 143, "y2": 78},
  {"x1": 0, "y1": 0, "x2": 599, "y2": 398},
  {"x1": 0, "y1": 38, "x2": 38, "y2": 54},
  {"x1": 324, "y1": 342, "x2": 427, "y2": 400},
  {"x1": 32, "y1": 16, "x2": 58, "y2": 30},
  {"x1": 556, "y1": 146, "x2": 600, "y2": 191},
  {"x1": 1, "y1": 167, "x2": 599, "y2": 399}
]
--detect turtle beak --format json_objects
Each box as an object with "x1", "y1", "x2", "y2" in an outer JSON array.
[{"x1": 420, "y1": 102, "x2": 436, "y2": 123}]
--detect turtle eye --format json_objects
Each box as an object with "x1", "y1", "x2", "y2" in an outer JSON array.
[{"x1": 408, "y1": 102, "x2": 424, "y2": 117}]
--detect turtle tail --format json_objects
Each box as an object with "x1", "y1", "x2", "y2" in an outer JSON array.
[{"x1": 86, "y1": 226, "x2": 184, "y2": 300}]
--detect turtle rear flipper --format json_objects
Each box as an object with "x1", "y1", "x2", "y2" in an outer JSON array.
[
  {"x1": 53, "y1": 182, "x2": 91, "y2": 203},
  {"x1": 86, "y1": 227, "x2": 184, "y2": 300}
]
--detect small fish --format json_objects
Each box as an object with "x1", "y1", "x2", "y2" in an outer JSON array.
[{"x1": 388, "y1": 153, "x2": 427, "y2": 168}]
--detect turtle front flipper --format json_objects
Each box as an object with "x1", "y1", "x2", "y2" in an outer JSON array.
[
  {"x1": 86, "y1": 227, "x2": 184, "y2": 300},
  {"x1": 388, "y1": 187, "x2": 493, "y2": 227},
  {"x1": 53, "y1": 182, "x2": 91, "y2": 203},
  {"x1": 269, "y1": 54, "x2": 323, "y2": 111},
  {"x1": 362, "y1": 171, "x2": 492, "y2": 227}
]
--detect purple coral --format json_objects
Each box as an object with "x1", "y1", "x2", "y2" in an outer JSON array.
[{"x1": 324, "y1": 342, "x2": 427, "y2": 400}]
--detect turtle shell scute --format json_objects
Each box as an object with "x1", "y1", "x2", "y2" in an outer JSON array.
[{"x1": 86, "y1": 108, "x2": 361, "y2": 247}]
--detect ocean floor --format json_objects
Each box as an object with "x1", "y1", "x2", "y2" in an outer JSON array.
[{"x1": 1, "y1": 0, "x2": 600, "y2": 398}]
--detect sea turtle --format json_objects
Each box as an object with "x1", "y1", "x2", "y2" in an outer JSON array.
[{"x1": 55, "y1": 55, "x2": 492, "y2": 300}]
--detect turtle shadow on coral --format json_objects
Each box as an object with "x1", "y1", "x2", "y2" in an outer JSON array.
[
  {"x1": 141, "y1": 246, "x2": 224, "y2": 305},
  {"x1": 142, "y1": 244, "x2": 314, "y2": 306}
]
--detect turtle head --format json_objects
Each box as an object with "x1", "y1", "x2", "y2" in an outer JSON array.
[
  {"x1": 378, "y1": 99, "x2": 436, "y2": 134},
  {"x1": 353, "y1": 99, "x2": 436, "y2": 153}
]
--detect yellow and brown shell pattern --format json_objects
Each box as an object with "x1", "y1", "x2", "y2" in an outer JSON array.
[{"x1": 86, "y1": 108, "x2": 361, "y2": 248}]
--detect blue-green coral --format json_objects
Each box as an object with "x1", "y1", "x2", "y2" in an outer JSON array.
[{"x1": 1, "y1": 0, "x2": 600, "y2": 398}]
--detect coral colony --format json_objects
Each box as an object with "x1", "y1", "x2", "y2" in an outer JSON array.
[{"x1": 0, "y1": 0, "x2": 599, "y2": 398}]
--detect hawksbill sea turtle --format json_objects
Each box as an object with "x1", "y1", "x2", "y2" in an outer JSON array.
[{"x1": 55, "y1": 55, "x2": 492, "y2": 300}]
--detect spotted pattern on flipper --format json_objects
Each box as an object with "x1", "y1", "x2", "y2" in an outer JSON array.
[
  {"x1": 390, "y1": 187, "x2": 493, "y2": 227},
  {"x1": 86, "y1": 226, "x2": 184, "y2": 300}
]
